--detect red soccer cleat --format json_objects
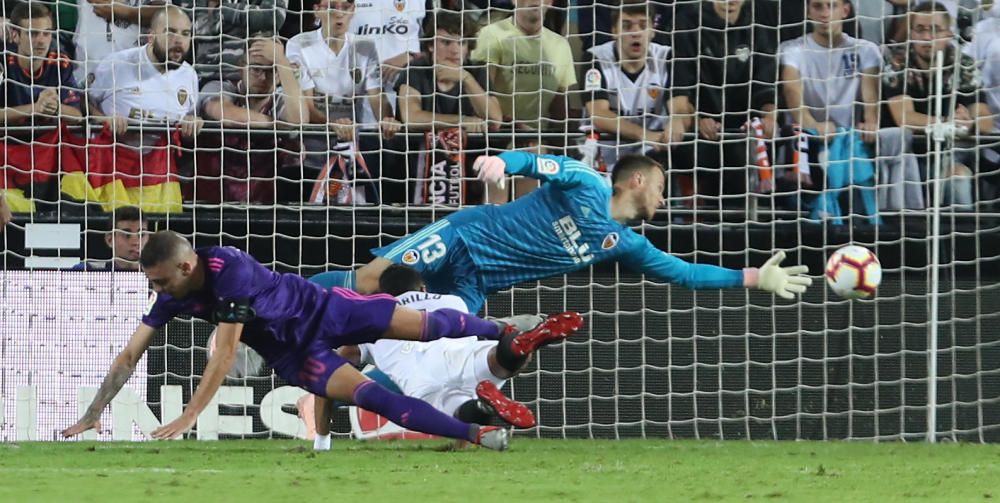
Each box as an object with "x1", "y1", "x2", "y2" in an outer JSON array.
[
  {"x1": 509, "y1": 311, "x2": 584, "y2": 357},
  {"x1": 476, "y1": 380, "x2": 536, "y2": 429}
]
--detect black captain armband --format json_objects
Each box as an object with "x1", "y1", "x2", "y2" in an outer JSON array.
[{"x1": 214, "y1": 300, "x2": 256, "y2": 324}]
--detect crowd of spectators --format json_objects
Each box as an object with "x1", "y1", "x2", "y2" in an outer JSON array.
[{"x1": 2, "y1": 0, "x2": 1000, "y2": 219}]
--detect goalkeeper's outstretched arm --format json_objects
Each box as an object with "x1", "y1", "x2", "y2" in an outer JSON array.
[
  {"x1": 473, "y1": 151, "x2": 606, "y2": 190},
  {"x1": 625, "y1": 240, "x2": 812, "y2": 299},
  {"x1": 742, "y1": 251, "x2": 813, "y2": 299},
  {"x1": 61, "y1": 323, "x2": 157, "y2": 438}
]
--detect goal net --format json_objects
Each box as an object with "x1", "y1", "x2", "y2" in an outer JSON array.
[{"x1": 2, "y1": 0, "x2": 1000, "y2": 442}]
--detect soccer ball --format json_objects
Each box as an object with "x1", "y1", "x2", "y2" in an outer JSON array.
[{"x1": 825, "y1": 246, "x2": 882, "y2": 299}]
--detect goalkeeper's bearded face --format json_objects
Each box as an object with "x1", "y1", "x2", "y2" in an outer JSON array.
[{"x1": 635, "y1": 168, "x2": 666, "y2": 221}]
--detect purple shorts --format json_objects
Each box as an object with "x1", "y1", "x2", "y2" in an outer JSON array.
[
  {"x1": 271, "y1": 347, "x2": 351, "y2": 396},
  {"x1": 319, "y1": 287, "x2": 399, "y2": 347},
  {"x1": 271, "y1": 288, "x2": 399, "y2": 396}
]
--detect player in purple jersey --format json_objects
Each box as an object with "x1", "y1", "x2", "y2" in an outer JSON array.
[{"x1": 61, "y1": 231, "x2": 584, "y2": 450}]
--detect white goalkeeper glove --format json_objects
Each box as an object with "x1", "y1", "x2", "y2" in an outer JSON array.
[
  {"x1": 313, "y1": 433, "x2": 331, "y2": 451},
  {"x1": 752, "y1": 251, "x2": 813, "y2": 299},
  {"x1": 473, "y1": 155, "x2": 506, "y2": 190}
]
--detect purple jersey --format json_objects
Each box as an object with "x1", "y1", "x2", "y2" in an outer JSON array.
[{"x1": 142, "y1": 246, "x2": 397, "y2": 378}]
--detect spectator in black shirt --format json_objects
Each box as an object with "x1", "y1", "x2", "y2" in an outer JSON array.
[
  {"x1": 395, "y1": 11, "x2": 502, "y2": 132},
  {"x1": 669, "y1": 0, "x2": 780, "y2": 205},
  {"x1": 879, "y1": 1, "x2": 990, "y2": 209},
  {"x1": 393, "y1": 11, "x2": 503, "y2": 205},
  {"x1": 881, "y1": 3, "x2": 988, "y2": 132}
]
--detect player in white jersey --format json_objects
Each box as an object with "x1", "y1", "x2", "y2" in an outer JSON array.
[
  {"x1": 349, "y1": 0, "x2": 425, "y2": 82},
  {"x1": 73, "y1": 0, "x2": 161, "y2": 85},
  {"x1": 286, "y1": 0, "x2": 399, "y2": 138},
  {"x1": 580, "y1": 2, "x2": 680, "y2": 171},
  {"x1": 310, "y1": 264, "x2": 578, "y2": 450},
  {"x1": 87, "y1": 6, "x2": 202, "y2": 139},
  {"x1": 780, "y1": 0, "x2": 881, "y2": 137}
]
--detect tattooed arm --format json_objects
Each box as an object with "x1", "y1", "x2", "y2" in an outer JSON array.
[{"x1": 61, "y1": 324, "x2": 157, "y2": 437}]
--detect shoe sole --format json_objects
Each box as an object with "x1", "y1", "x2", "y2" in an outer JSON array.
[
  {"x1": 476, "y1": 381, "x2": 536, "y2": 429},
  {"x1": 510, "y1": 312, "x2": 584, "y2": 357}
]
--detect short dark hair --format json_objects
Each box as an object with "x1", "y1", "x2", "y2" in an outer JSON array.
[
  {"x1": 611, "y1": 1, "x2": 650, "y2": 28},
  {"x1": 611, "y1": 155, "x2": 662, "y2": 185},
  {"x1": 139, "y1": 230, "x2": 191, "y2": 269},
  {"x1": 111, "y1": 206, "x2": 147, "y2": 229},
  {"x1": 10, "y1": 2, "x2": 52, "y2": 27},
  {"x1": 912, "y1": 1, "x2": 951, "y2": 22},
  {"x1": 378, "y1": 264, "x2": 424, "y2": 297},
  {"x1": 422, "y1": 11, "x2": 477, "y2": 53}
]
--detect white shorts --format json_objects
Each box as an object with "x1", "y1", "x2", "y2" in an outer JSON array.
[{"x1": 393, "y1": 339, "x2": 506, "y2": 416}]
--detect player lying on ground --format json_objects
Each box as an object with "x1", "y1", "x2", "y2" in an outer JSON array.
[
  {"x1": 310, "y1": 264, "x2": 578, "y2": 450},
  {"x1": 312, "y1": 152, "x2": 813, "y2": 314},
  {"x1": 60, "y1": 231, "x2": 581, "y2": 450}
]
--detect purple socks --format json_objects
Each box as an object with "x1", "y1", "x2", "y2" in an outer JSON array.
[
  {"x1": 420, "y1": 309, "x2": 501, "y2": 342},
  {"x1": 353, "y1": 380, "x2": 476, "y2": 441}
]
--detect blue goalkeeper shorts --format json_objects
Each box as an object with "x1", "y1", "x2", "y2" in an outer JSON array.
[{"x1": 371, "y1": 219, "x2": 486, "y2": 314}]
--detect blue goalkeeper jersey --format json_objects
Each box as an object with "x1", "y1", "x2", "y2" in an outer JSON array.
[{"x1": 450, "y1": 152, "x2": 745, "y2": 292}]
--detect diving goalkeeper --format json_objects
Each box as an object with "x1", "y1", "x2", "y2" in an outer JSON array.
[{"x1": 313, "y1": 152, "x2": 812, "y2": 313}]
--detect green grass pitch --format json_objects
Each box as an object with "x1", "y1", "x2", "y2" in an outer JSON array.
[{"x1": 2, "y1": 439, "x2": 999, "y2": 502}]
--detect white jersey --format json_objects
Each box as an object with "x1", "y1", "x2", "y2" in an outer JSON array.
[
  {"x1": 779, "y1": 34, "x2": 881, "y2": 128},
  {"x1": 358, "y1": 291, "x2": 502, "y2": 416},
  {"x1": 583, "y1": 41, "x2": 671, "y2": 169},
  {"x1": 585, "y1": 41, "x2": 671, "y2": 131},
  {"x1": 286, "y1": 30, "x2": 381, "y2": 125},
  {"x1": 965, "y1": 18, "x2": 1000, "y2": 131},
  {"x1": 349, "y1": 0, "x2": 424, "y2": 62},
  {"x1": 394, "y1": 291, "x2": 470, "y2": 312},
  {"x1": 73, "y1": 0, "x2": 144, "y2": 85},
  {"x1": 88, "y1": 45, "x2": 198, "y2": 123}
]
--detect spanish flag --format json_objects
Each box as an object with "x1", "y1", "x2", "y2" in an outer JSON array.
[
  {"x1": 0, "y1": 123, "x2": 77, "y2": 211},
  {"x1": 3, "y1": 122, "x2": 183, "y2": 213},
  {"x1": 71, "y1": 125, "x2": 183, "y2": 213}
]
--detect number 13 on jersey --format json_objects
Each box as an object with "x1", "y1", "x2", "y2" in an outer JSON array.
[{"x1": 417, "y1": 234, "x2": 447, "y2": 264}]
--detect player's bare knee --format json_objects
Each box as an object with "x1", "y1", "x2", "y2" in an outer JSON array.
[
  {"x1": 383, "y1": 305, "x2": 424, "y2": 341},
  {"x1": 324, "y1": 364, "x2": 371, "y2": 403}
]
